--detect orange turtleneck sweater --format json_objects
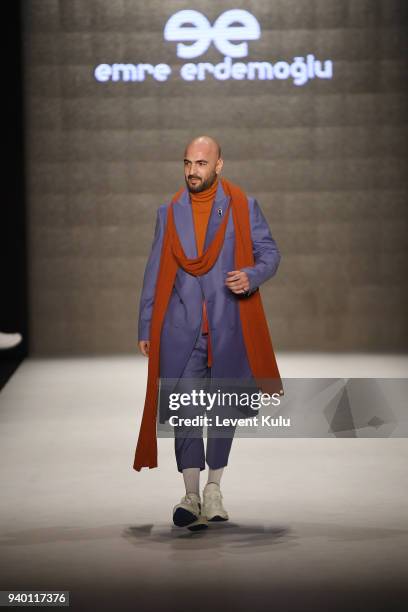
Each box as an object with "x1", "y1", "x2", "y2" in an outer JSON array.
[{"x1": 190, "y1": 177, "x2": 219, "y2": 367}]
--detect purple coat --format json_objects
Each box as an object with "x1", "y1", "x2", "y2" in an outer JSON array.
[{"x1": 138, "y1": 179, "x2": 281, "y2": 380}]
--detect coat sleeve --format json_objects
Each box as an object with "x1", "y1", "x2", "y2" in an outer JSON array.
[
  {"x1": 138, "y1": 206, "x2": 166, "y2": 341},
  {"x1": 239, "y1": 197, "x2": 281, "y2": 295}
]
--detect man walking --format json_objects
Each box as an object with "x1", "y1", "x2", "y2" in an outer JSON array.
[{"x1": 135, "y1": 135, "x2": 282, "y2": 530}]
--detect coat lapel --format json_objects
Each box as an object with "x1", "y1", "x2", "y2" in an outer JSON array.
[
  {"x1": 203, "y1": 180, "x2": 230, "y2": 253},
  {"x1": 172, "y1": 179, "x2": 230, "y2": 259},
  {"x1": 173, "y1": 186, "x2": 197, "y2": 258}
]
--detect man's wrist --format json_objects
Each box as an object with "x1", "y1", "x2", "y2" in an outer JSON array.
[
  {"x1": 239, "y1": 266, "x2": 258, "y2": 293},
  {"x1": 244, "y1": 286, "x2": 259, "y2": 297}
]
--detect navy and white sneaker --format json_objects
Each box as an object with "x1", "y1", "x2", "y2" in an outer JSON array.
[{"x1": 173, "y1": 493, "x2": 208, "y2": 530}]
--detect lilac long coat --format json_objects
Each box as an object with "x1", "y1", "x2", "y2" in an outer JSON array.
[{"x1": 138, "y1": 179, "x2": 281, "y2": 380}]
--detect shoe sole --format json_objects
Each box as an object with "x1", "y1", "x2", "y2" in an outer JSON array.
[
  {"x1": 173, "y1": 507, "x2": 199, "y2": 527},
  {"x1": 188, "y1": 516, "x2": 209, "y2": 531},
  {"x1": 207, "y1": 515, "x2": 229, "y2": 522}
]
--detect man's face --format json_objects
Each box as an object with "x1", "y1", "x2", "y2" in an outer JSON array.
[{"x1": 183, "y1": 144, "x2": 223, "y2": 193}]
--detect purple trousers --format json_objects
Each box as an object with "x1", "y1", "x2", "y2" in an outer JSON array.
[{"x1": 174, "y1": 332, "x2": 236, "y2": 472}]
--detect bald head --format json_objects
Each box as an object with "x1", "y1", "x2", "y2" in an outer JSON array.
[
  {"x1": 184, "y1": 135, "x2": 222, "y2": 161},
  {"x1": 183, "y1": 135, "x2": 224, "y2": 194}
]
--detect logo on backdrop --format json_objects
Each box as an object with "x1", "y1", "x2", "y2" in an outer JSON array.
[
  {"x1": 94, "y1": 8, "x2": 333, "y2": 86},
  {"x1": 163, "y1": 9, "x2": 261, "y2": 59}
]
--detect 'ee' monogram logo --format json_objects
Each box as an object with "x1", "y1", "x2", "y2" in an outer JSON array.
[{"x1": 164, "y1": 9, "x2": 261, "y2": 59}]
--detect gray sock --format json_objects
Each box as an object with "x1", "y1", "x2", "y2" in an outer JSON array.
[
  {"x1": 182, "y1": 467, "x2": 200, "y2": 496},
  {"x1": 207, "y1": 467, "x2": 224, "y2": 486}
]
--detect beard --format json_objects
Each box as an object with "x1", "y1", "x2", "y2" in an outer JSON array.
[{"x1": 185, "y1": 169, "x2": 218, "y2": 193}]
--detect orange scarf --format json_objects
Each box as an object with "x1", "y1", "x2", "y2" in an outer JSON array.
[{"x1": 133, "y1": 177, "x2": 283, "y2": 471}]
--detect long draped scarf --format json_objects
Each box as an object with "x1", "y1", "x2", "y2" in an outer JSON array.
[{"x1": 133, "y1": 177, "x2": 283, "y2": 471}]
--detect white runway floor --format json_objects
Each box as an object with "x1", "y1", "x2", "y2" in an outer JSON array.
[{"x1": 0, "y1": 353, "x2": 407, "y2": 611}]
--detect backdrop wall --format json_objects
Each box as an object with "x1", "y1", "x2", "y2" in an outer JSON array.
[{"x1": 23, "y1": 0, "x2": 408, "y2": 354}]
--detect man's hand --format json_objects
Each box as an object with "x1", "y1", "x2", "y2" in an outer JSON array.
[
  {"x1": 225, "y1": 270, "x2": 250, "y2": 294},
  {"x1": 138, "y1": 340, "x2": 150, "y2": 357}
]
